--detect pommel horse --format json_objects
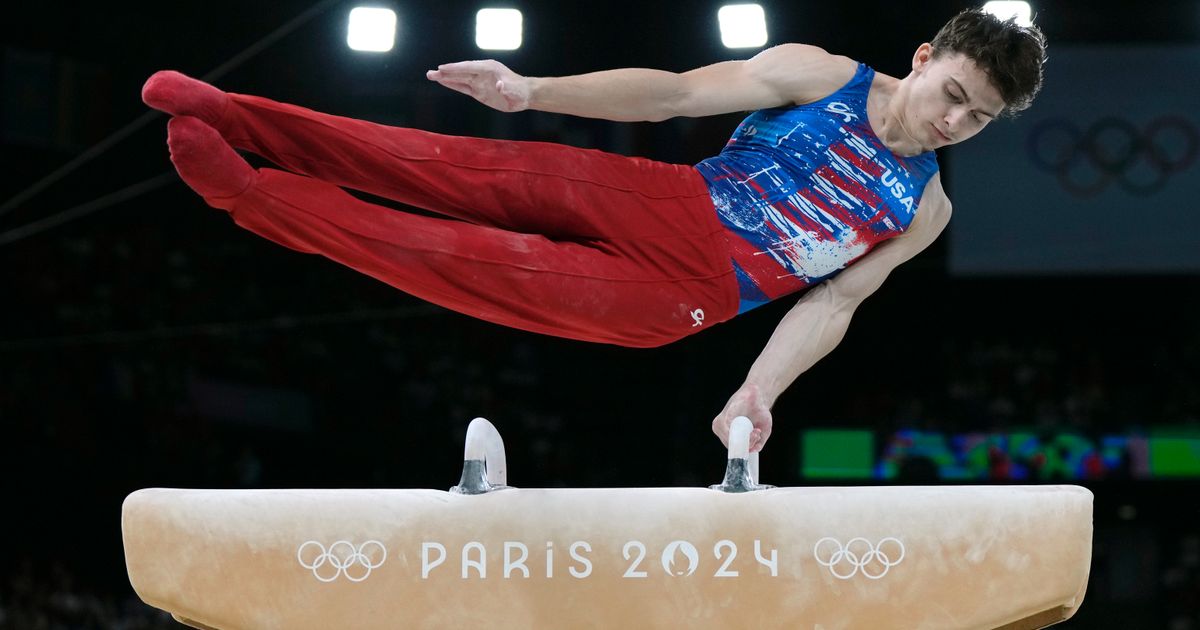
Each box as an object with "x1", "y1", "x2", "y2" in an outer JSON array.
[{"x1": 122, "y1": 417, "x2": 1092, "y2": 629}]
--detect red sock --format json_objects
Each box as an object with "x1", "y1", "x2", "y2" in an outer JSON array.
[
  {"x1": 143, "y1": 71, "x2": 231, "y2": 128},
  {"x1": 166, "y1": 116, "x2": 256, "y2": 209}
]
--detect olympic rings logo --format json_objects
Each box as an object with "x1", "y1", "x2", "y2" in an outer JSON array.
[
  {"x1": 297, "y1": 540, "x2": 387, "y2": 583},
  {"x1": 1026, "y1": 116, "x2": 1198, "y2": 198},
  {"x1": 813, "y1": 537, "x2": 905, "y2": 580}
]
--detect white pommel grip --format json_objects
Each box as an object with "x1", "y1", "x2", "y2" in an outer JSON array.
[
  {"x1": 728, "y1": 416, "x2": 752, "y2": 460},
  {"x1": 463, "y1": 417, "x2": 507, "y2": 487},
  {"x1": 728, "y1": 416, "x2": 761, "y2": 485},
  {"x1": 711, "y1": 416, "x2": 767, "y2": 491}
]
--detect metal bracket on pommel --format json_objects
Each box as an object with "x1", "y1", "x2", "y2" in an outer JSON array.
[
  {"x1": 710, "y1": 416, "x2": 775, "y2": 493},
  {"x1": 450, "y1": 417, "x2": 513, "y2": 494}
]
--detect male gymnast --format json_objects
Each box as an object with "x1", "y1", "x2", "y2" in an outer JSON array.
[{"x1": 141, "y1": 7, "x2": 1046, "y2": 454}]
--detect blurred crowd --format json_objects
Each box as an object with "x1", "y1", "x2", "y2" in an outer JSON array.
[{"x1": 0, "y1": 559, "x2": 177, "y2": 630}]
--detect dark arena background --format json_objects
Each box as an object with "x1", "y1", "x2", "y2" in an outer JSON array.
[{"x1": 2, "y1": 1, "x2": 1198, "y2": 628}]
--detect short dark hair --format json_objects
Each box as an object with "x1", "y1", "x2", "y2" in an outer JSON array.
[{"x1": 930, "y1": 8, "x2": 1047, "y2": 117}]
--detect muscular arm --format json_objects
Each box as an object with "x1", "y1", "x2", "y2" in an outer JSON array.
[
  {"x1": 713, "y1": 176, "x2": 953, "y2": 452},
  {"x1": 427, "y1": 44, "x2": 856, "y2": 122}
]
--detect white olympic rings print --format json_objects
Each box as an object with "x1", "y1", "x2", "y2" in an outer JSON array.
[
  {"x1": 297, "y1": 540, "x2": 387, "y2": 583},
  {"x1": 813, "y1": 537, "x2": 905, "y2": 580}
]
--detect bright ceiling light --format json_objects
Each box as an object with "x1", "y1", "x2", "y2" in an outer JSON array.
[
  {"x1": 347, "y1": 7, "x2": 396, "y2": 52},
  {"x1": 983, "y1": 1, "x2": 1033, "y2": 27},
  {"x1": 476, "y1": 8, "x2": 523, "y2": 51},
  {"x1": 718, "y1": 4, "x2": 769, "y2": 49}
]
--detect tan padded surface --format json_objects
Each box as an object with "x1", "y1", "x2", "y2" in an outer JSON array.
[{"x1": 123, "y1": 485, "x2": 1092, "y2": 629}]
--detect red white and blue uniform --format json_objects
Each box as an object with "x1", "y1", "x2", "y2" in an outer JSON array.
[{"x1": 696, "y1": 63, "x2": 940, "y2": 313}]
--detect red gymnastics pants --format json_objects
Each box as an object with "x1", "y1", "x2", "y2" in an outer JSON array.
[{"x1": 200, "y1": 93, "x2": 740, "y2": 347}]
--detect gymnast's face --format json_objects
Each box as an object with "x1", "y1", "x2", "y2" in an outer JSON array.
[{"x1": 902, "y1": 43, "x2": 1006, "y2": 150}]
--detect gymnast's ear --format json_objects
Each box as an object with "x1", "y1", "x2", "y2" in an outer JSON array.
[{"x1": 911, "y1": 42, "x2": 936, "y2": 74}]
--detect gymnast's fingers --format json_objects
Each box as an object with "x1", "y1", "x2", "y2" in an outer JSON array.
[
  {"x1": 711, "y1": 415, "x2": 731, "y2": 447},
  {"x1": 750, "y1": 412, "x2": 774, "y2": 452},
  {"x1": 427, "y1": 69, "x2": 477, "y2": 83},
  {"x1": 432, "y1": 79, "x2": 477, "y2": 98},
  {"x1": 427, "y1": 70, "x2": 473, "y2": 86},
  {"x1": 434, "y1": 60, "x2": 496, "y2": 77},
  {"x1": 750, "y1": 427, "x2": 773, "y2": 453}
]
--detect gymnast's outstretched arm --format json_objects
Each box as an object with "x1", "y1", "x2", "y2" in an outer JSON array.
[
  {"x1": 712, "y1": 176, "x2": 953, "y2": 453},
  {"x1": 426, "y1": 44, "x2": 858, "y2": 122}
]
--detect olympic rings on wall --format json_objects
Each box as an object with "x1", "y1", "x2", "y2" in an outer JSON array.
[
  {"x1": 813, "y1": 537, "x2": 905, "y2": 580},
  {"x1": 1026, "y1": 116, "x2": 1197, "y2": 197},
  {"x1": 297, "y1": 540, "x2": 387, "y2": 583}
]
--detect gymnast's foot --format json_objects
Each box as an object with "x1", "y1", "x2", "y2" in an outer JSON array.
[
  {"x1": 142, "y1": 70, "x2": 231, "y2": 127},
  {"x1": 167, "y1": 116, "x2": 256, "y2": 209}
]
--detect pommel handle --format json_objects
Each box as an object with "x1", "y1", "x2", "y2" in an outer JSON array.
[
  {"x1": 451, "y1": 417, "x2": 511, "y2": 494},
  {"x1": 710, "y1": 416, "x2": 773, "y2": 493}
]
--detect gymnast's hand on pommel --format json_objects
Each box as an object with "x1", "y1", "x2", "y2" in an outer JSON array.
[
  {"x1": 712, "y1": 384, "x2": 773, "y2": 454},
  {"x1": 426, "y1": 60, "x2": 531, "y2": 113}
]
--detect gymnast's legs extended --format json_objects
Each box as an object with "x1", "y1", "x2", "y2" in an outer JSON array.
[{"x1": 143, "y1": 72, "x2": 739, "y2": 347}]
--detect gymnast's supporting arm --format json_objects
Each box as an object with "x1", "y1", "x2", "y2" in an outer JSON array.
[
  {"x1": 426, "y1": 44, "x2": 858, "y2": 122},
  {"x1": 712, "y1": 177, "x2": 953, "y2": 453}
]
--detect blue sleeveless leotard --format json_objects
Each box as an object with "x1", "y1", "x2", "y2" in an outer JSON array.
[{"x1": 695, "y1": 63, "x2": 941, "y2": 313}]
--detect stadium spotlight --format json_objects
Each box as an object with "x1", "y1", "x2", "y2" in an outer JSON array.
[
  {"x1": 982, "y1": 1, "x2": 1032, "y2": 27},
  {"x1": 347, "y1": 7, "x2": 397, "y2": 52},
  {"x1": 476, "y1": 8, "x2": 523, "y2": 51},
  {"x1": 718, "y1": 4, "x2": 769, "y2": 49}
]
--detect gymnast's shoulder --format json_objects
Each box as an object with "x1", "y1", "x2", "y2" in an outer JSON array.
[
  {"x1": 740, "y1": 43, "x2": 860, "y2": 106},
  {"x1": 672, "y1": 44, "x2": 857, "y2": 117}
]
